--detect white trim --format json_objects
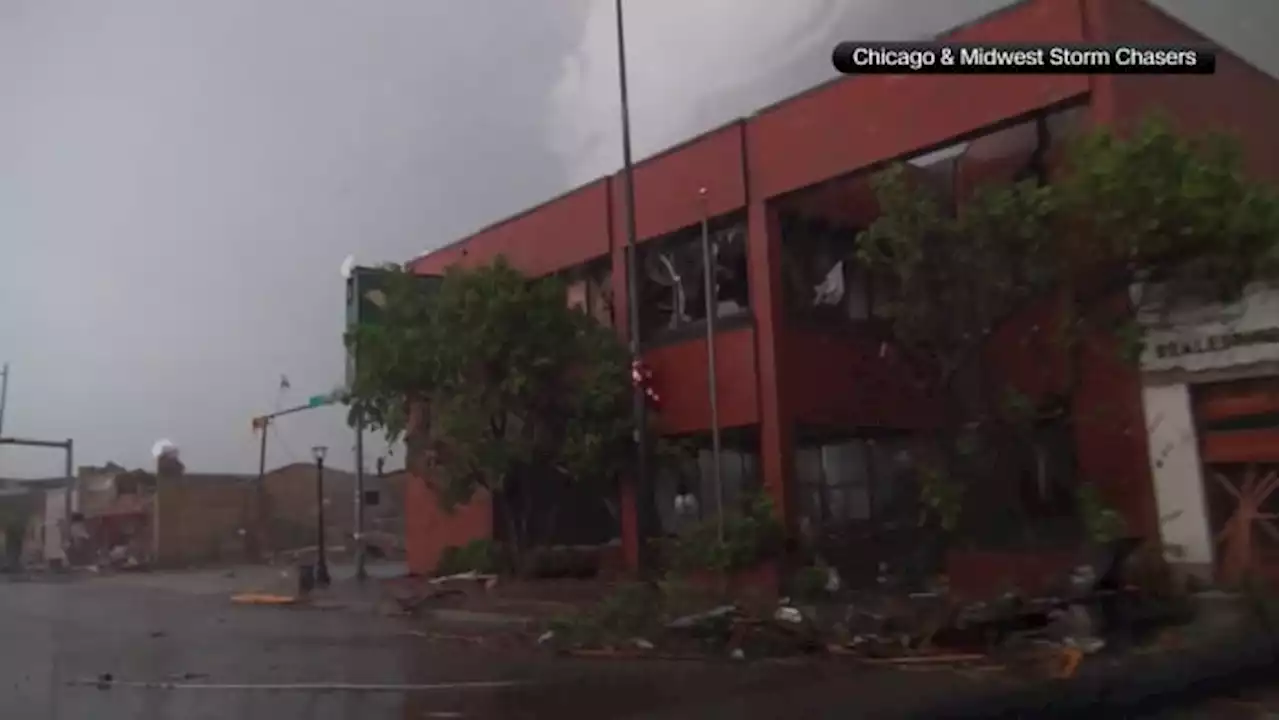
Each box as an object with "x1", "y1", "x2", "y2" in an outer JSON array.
[{"x1": 1142, "y1": 383, "x2": 1215, "y2": 569}]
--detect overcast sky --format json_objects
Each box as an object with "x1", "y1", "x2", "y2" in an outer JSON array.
[{"x1": 0, "y1": 1, "x2": 1273, "y2": 477}]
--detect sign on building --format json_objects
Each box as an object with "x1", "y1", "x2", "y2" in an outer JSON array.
[{"x1": 1137, "y1": 283, "x2": 1278, "y2": 375}]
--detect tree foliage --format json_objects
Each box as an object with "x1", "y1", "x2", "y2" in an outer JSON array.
[
  {"x1": 857, "y1": 117, "x2": 1276, "y2": 544},
  {"x1": 344, "y1": 257, "x2": 634, "y2": 559}
]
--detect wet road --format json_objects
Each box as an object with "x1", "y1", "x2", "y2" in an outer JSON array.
[
  {"x1": 0, "y1": 572, "x2": 876, "y2": 720},
  {"x1": 2, "y1": 572, "x2": 1274, "y2": 719}
]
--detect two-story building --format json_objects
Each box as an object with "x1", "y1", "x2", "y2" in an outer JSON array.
[{"x1": 402, "y1": 0, "x2": 1276, "y2": 589}]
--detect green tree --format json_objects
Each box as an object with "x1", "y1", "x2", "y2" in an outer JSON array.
[
  {"x1": 344, "y1": 258, "x2": 635, "y2": 569},
  {"x1": 857, "y1": 117, "x2": 1276, "y2": 548}
]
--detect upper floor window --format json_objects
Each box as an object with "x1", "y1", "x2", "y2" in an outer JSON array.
[
  {"x1": 562, "y1": 259, "x2": 613, "y2": 328},
  {"x1": 638, "y1": 213, "x2": 749, "y2": 344},
  {"x1": 781, "y1": 214, "x2": 892, "y2": 325}
]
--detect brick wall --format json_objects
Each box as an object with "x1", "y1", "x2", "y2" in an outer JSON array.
[
  {"x1": 404, "y1": 474, "x2": 492, "y2": 576},
  {"x1": 153, "y1": 476, "x2": 256, "y2": 567},
  {"x1": 260, "y1": 463, "x2": 407, "y2": 556},
  {"x1": 262, "y1": 464, "x2": 354, "y2": 552}
]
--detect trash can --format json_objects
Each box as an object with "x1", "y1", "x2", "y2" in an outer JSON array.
[{"x1": 298, "y1": 564, "x2": 316, "y2": 596}]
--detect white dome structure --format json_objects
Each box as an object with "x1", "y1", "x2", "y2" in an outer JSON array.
[{"x1": 151, "y1": 438, "x2": 179, "y2": 459}]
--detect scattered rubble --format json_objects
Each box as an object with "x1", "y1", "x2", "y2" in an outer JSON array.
[{"x1": 531, "y1": 537, "x2": 1198, "y2": 672}]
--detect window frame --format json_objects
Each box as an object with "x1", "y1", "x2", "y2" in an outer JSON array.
[{"x1": 794, "y1": 429, "x2": 922, "y2": 530}]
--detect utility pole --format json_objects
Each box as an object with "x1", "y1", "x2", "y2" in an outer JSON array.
[
  {"x1": 0, "y1": 362, "x2": 9, "y2": 441},
  {"x1": 615, "y1": 0, "x2": 656, "y2": 573},
  {"x1": 250, "y1": 391, "x2": 341, "y2": 560}
]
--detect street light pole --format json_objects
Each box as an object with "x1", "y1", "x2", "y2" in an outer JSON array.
[
  {"x1": 354, "y1": 425, "x2": 367, "y2": 581},
  {"x1": 615, "y1": 0, "x2": 655, "y2": 572},
  {"x1": 0, "y1": 362, "x2": 10, "y2": 441},
  {"x1": 311, "y1": 445, "x2": 331, "y2": 587},
  {"x1": 698, "y1": 189, "x2": 725, "y2": 542}
]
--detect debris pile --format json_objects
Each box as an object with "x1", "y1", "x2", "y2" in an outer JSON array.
[{"x1": 536, "y1": 537, "x2": 1196, "y2": 674}]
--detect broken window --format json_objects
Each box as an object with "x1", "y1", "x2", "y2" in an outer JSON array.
[
  {"x1": 907, "y1": 141, "x2": 968, "y2": 214},
  {"x1": 780, "y1": 214, "x2": 876, "y2": 324},
  {"x1": 638, "y1": 214, "x2": 749, "y2": 343},
  {"x1": 562, "y1": 259, "x2": 614, "y2": 328}
]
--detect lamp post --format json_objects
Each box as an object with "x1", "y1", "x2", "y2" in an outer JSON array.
[
  {"x1": 698, "y1": 188, "x2": 725, "y2": 542},
  {"x1": 615, "y1": 0, "x2": 656, "y2": 573},
  {"x1": 311, "y1": 445, "x2": 331, "y2": 587}
]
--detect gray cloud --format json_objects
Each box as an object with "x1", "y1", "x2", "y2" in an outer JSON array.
[
  {"x1": 0, "y1": 0, "x2": 588, "y2": 475},
  {"x1": 549, "y1": 0, "x2": 1275, "y2": 184},
  {"x1": 1, "y1": 0, "x2": 1271, "y2": 477}
]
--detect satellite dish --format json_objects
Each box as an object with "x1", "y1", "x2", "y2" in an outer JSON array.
[
  {"x1": 151, "y1": 439, "x2": 179, "y2": 459},
  {"x1": 340, "y1": 255, "x2": 357, "y2": 280}
]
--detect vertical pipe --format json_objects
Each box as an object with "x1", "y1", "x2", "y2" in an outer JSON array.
[
  {"x1": 699, "y1": 189, "x2": 725, "y2": 541},
  {"x1": 614, "y1": 0, "x2": 654, "y2": 570},
  {"x1": 354, "y1": 421, "x2": 367, "y2": 581}
]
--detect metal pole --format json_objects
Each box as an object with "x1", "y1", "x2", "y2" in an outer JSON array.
[
  {"x1": 615, "y1": 0, "x2": 655, "y2": 572},
  {"x1": 64, "y1": 439, "x2": 74, "y2": 563},
  {"x1": 315, "y1": 454, "x2": 330, "y2": 586},
  {"x1": 354, "y1": 421, "x2": 367, "y2": 581},
  {"x1": 256, "y1": 420, "x2": 268, "y2": 483},
  {"x1": 255, "y1": 419, "x2": 269, "y2": 559},
  {"x1": 0, "y1": 362, "x2": 9, "y2": 441},
  {"x1": 698, "y1": 189, "x2": 724, "y2": 542}
]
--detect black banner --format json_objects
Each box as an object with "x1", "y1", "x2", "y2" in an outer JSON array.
[{"x1": 832, "y1": 42, "x2": 1215, "y2": 75}]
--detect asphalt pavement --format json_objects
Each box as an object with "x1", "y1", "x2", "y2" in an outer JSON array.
[
  {"x1": 0, "y1": 568, "x2": 850, "y2": 719},
  {"x1": 2, "y1": 568, "x2": 1274, "y2": 719}
]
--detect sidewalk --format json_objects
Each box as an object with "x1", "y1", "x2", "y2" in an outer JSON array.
[
  {"x1": 88, "y1": 561, "x2": 404, "y2": 601},
  {"x1": 86, "y1": 562, "x2": 542, "y2": 628}
]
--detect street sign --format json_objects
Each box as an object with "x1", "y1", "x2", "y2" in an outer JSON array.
[{"x1": 307, "y1": 394, "x2": 330, "y2": 408}]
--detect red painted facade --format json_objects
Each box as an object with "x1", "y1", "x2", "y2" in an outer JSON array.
[{"x1": 401, "y1": 0, "x2": 1276, "y2": 582}]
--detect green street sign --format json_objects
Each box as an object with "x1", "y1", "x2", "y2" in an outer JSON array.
[{"x1": 307, "y1": 394, "x2": 330, "y2": 408}]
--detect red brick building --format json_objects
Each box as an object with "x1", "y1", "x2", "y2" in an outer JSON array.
[{"x1": 403, "y1": 0, "x2": 1276, "y2": 586}]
